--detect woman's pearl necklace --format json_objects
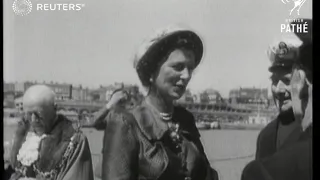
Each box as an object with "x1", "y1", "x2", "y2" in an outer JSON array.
[{"x1": 159, "y1": 112, "x2": 173, "y2": 121}]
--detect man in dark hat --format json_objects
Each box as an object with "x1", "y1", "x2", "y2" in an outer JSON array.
[
  {"x1": 290, "y1": 18, "x2": 312, "y2": 131},
  {"x1": 241, "y1": 18, "x2": 312, "y2": 180},
  {"x1": 254, "y1": 37, "x2": 302, "y2": 160}
]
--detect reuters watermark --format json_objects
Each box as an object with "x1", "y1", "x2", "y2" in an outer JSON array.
[
  {"x1": 36, "y1": 4, "x2": 85, "y2": 11},
  {"x1": 12, "y1": 0, "x2": 85, "y2": 16}
]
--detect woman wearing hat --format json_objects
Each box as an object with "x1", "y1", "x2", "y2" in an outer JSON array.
[{"x1": 101, "y1": 26, "x2": 219, "y2": 180}]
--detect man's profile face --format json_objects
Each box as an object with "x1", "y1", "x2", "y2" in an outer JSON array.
[{"x1": 271, "y1": 69, "x2": 293, "y2": 114}]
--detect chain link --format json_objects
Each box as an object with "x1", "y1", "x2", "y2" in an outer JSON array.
[{"x1": 32, "y1": 132, "x2": 79, "y2": 179}]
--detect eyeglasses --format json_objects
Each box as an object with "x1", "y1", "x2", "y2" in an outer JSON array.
[{"x1": 23, "y1": 111, "x2": 44, "y2": 123}]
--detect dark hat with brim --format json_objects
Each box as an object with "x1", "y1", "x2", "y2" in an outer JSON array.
[
  {"x1": 268, "y1": 60, "x2": 296, "y2": 73},
  {"x1": 134, "y1": 26, "x2": 203, "y2": 87},
  {"x1": 290, "y1": 19, "x2": 312, "y2": 73},
  {"x1": 267, "y1": 39, "x2": 301, "y2": 72}
]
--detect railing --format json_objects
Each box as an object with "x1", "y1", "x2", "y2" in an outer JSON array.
[
  {"x1": 55, "y1": 100, "x2": 277, "y2": 116},
  {"x1": 56, "y1": 100, "x2": 106, "y2": 107}
]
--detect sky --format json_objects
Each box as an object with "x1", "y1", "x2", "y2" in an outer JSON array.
[{"x1": 3, "y1": 0, "x2": 312, "y2": 97}]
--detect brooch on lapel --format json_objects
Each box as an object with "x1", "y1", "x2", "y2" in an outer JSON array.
[{"x1": 162, "y1": 122, "x2": 183, "y2": 154}]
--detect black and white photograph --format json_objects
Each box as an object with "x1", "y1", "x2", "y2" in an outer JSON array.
[{"x1": 3, "y1": 0, "x2": 312, "y2": 180}]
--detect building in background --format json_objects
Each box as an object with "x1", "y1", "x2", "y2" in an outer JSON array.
[
  {"x1": 6, "y1": 81, "x2": 72, "y2": 100},
  {"x1": 4, "y1": 81, "x2": 15, "y2": 93},
  {"x1": 229, "y1": 89, "x2": 239, "y2": 104},
  {"x1": 87, "y1": 83, "x2": 142, "y2": 102},
  {"x1": 176, "y1": 89, "x2": 194, "y2": 104},
  {"x1": 200, "y1": 89, "x2": 224, "y2": 104},
  {"x1": 193, "y1": 94, "x2": 201, "y2": 103},
  {"x1": 45, "y1": 82, "x2": 72, "y2": 100},
  {"x1": 14, "y1": 81, "x2": 35, "y2": 93},
  {"x1": 229, "y1": 87, "x2": 268, "y2": 105},
  {"x1": 89, "y1": 86, "x2": 108, "y2": 101},
  {"x1": 4, "y1": 92, "x2": 15, "y2": 108},
  {"x1": 72, "y1": 85, "x2": 90, "y2": 101}
]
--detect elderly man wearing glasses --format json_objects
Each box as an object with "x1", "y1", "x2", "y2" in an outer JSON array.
[{"x1": 6, "y1": 85, "x2": 94, "y2": 180}]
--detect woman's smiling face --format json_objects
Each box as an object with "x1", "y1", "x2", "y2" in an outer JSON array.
[{"x1": 151, "y1": 48, "x2": 196, "y2": 101}]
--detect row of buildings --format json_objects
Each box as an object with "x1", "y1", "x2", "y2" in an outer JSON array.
[
  {"x1": 178, "y1": 87, "x2": 274, "y2": 108},
  {"x1": 3, "y1": 81, "x2": 139, "y2": 108},
  {"x1": 229, "y1": 87, "x2": 269, "y2": 104},
  {"x1": 4, "y1": 81, "x2": 274, "y2": 109},
  {"x1": 177, "y1": 88, "x2": 225, "y2": 104},
  {"x1": 4, "y1": 81, "x2": 277, "y2": 126}
]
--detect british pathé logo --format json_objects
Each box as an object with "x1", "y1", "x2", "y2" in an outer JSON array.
[
  {"x1": 12, "y1": 0, "x2": 33, "y2": 16},
  {"x1": 281, "y1": 0, "x2": 306, "y2": 16},
  {"x1": 12, "y1": 0, "x2": 85, "y2": 16},
  {"x1": 281, "y1": 19, "x2": 308, "y2": 33}
]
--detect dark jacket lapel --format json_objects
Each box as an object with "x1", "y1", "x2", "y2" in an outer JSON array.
[
  {"x1": 131, "y1": 101, "x2": 199, "y2": 142},
  {"x1": 131, "y1": 102, "x2": 168, "y2": 141},
  {"x1": 279, "y1": 123, "x2": 312, "y2": 150},
  {"x1": 277, "y1": 125, "x2": 302, "y2": 150},
  {"x1": 256, "y1": 119, "x2": 278, "y2": 159},
  {"x1": 36, "y1": 115, "x2": 75, "y2": 172}
]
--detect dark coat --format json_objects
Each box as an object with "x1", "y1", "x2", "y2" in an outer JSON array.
[
  {"x1": 242, "y1": 123, "x2": 312, "y2": 180},
  {"x1": 101, "y1": 100, "x2": 219, "y2": 180},
  {"x1": 8, "y1": 114, "x2": 94, "y2": 180},
  {"x1": 88, "y1": 106, "x2": 109, "y2": 178},
  {"x1": 255, "y1": 115, "x2": 301, "y2": 160}
]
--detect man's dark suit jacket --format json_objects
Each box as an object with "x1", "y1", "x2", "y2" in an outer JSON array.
[
  {"x1": 242, "y1": 116, "x2": 312, "y2": 180},
  {"x1": 255, "y1": 117, "x2": 301, "y2": 160}
]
